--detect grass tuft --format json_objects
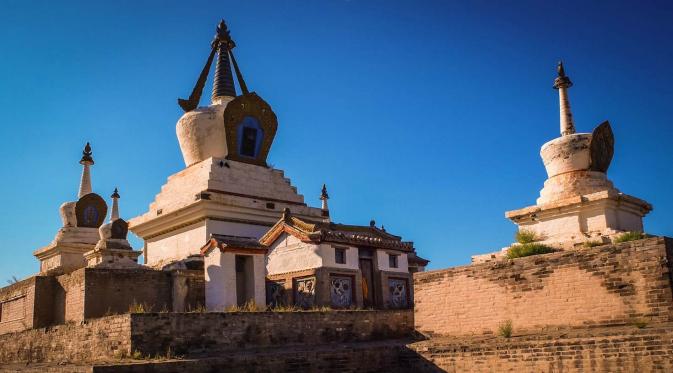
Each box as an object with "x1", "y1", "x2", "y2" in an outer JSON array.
[
  {"x1": 583, "y1": 240, "x2": 603, "y2": 248},
  {"x1": 632, "y1": 319, "x2": 649, "y2": 329},
  {"x1": 128, "y1": 301, "x2": 152, "y2": 314},
  {"x1": 507, "y1": 243, "x2": 555, "y2": 259},
  {"x1": 225, "y1": 300, "x2": 262, "y2": 312},
  {"x1": 498, "y1": 320, "x2": 513, "y2": 338},
  {"x1": 614, "y1": 231, "x2": 644, "y2": 243},
  {"x1": 515, "y1": 230, "x2": 538, "y2": 244}
]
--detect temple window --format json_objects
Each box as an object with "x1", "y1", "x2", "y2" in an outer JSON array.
[
  {"x1": 335, "y1": 247, "x2": 346, "y2": 264},
  {"x1": 388, "y1": 254, "x2": 399, "y2": 268},
  {"x1": 237, "y1": 116, "x2": 264, "y2": 158}
]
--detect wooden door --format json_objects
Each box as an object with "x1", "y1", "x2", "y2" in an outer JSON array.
[{"x1": 359, "y1": 258, "x2": 375, "y2": 308}]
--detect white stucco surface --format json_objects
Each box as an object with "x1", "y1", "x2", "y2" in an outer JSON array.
[
  {"x1": 318, "y1": 244, "x2": 359, "y2": 270},
  {"x1": 206, "y1": 220, "x2": 270, "y2": 240},
  {"x1": 376, "y1": 250, "x2": 409, "y2": 273},
  {"x1": 266, "y1": 234, "x2": 323, "y2": 275},
  {"x1": 204, "y1": 249, "x2": 266, "y2": 311},
  {"x1": 146, "y1": 222, "x2": 206, "y2": 266}
]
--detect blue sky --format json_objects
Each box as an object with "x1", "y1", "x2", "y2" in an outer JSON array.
[{"x1": 1, "y1": 0, "x2": 672, "y2": 281}]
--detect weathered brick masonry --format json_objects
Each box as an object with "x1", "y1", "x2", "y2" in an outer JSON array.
[
  {"x1": 0, "y1": 267, "x2": 194, "y2": 335},
  {"x1": 0, "y1": 310, "x2": 413, "y2": 364},
  {"x1": 0, "y1": 314, "x2": 132, "y2": 364},
  {"x1": 406, "y1": 324, "x2": 673, "y2": 372},
  {"x1": 130, "y1": 310, "x2": 413, "y2": 357},
  {"x1": 414, "y1": 237, "x2": 673, "y2": 336}
]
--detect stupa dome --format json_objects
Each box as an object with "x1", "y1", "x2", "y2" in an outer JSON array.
[
  {"x1": 177, "y1": 97, "x2": 233, "y2": 167},
  {"x1": 540, "y1": 132, "x2": 592, "y2": 178}
]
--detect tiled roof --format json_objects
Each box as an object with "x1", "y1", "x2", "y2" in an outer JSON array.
[
  {"x1": 260, "y1": 209, "x2": 414, "y2": 251},
  {"x1": 200, "y1": 234, "x2": 266, "y2": 255}
]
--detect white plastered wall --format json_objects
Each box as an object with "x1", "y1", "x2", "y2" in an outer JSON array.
[
  {"x1": 205, "y1": 219, "x2": 271, "y2": 239},
  {"x1": 204, "y1": 249, "x2": 235, "y2": 311},
  {"x1": 376, "y1": 249, "x2": 409, "y2": 273},
  {"x1": 146, "y1": 222, "x2": 207, "y2": 266},
  {"x1": 318, "y1": 243, "x2": 359, "y2": 270},
  {"x1": 266, "y1": 233, "x2": 323, "y2": 275},
  {"x1": 204, "y1": 249, "x2": 266, "y2": 310}
]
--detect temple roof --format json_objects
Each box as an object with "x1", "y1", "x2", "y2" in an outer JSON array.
[
  {"x1": 200, "y1": 234, "x2": 266, "y2": 256},
  {"x1": 259, "y1": 209, "x2": 415, "y2": 251}
]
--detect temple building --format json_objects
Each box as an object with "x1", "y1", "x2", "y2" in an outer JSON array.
[
  {"x1": 0, "y1": 20, "x2": 426, "y2": 336},
  {"x1": 129, "y1": 20, "x2": 426, "y2": 310}
]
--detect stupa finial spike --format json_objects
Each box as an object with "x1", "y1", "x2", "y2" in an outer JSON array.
[
  {"x1": 553, "y1": 60, "x2": 576, "y2": 136},
  {"x1": 320, "y1": 184, "x2": 330, "y2": 220},
  {"x1": 110, "y1": 187, "x2": 120, "y2": 221},
  {"x1": 78, "y1": 142, "x2": 94, "y2": 198},
  {"x1": 211, "y1": 20, "x2": 237, "y2": 102}
]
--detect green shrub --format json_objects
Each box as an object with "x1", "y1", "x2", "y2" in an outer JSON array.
[
  {"x1": 632, "y1": 319, "x2": 648, "y2": 329},
  {"x1": 614, "y1": 231, "x2": 644, "y2": 243},
  {"x1": 515, "y1": 230, "x2": 538, "y2": 244},
  {"x1": 583, "y1": 240, "x2": 603, "y2": 248},
  {"x1": 498, "y1": 320, "x2": 513, "y2": 338},
  {"x1": 507, "y1": 243, "x2": 555, "y2": 259}
]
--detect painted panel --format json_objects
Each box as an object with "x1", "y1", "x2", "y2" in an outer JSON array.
[
  {"x1": 294, "y1": 277, "x2": 316, "y2": 309},
  {"x1": 388, "y1": 278, "x2": 409, "y2": 309},
  {"x1": 330, "y1": 276, "x2": 353, "y2": 308}
]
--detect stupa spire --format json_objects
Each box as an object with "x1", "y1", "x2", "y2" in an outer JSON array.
[
  {"x1": 553, "y1": 61, "x2": 576, "y2": 136},
  {"x1": 320, "y1": 184, "x2": 330, "y2": 219},
  {"x1": 78, "y1": 142, "x2": 94, "y2": 198},
  {"x1": 211, "y1": 20, "x2": 236, "y2": 102},
  {"x1": 110, "y1": 187, "x2": 120, "y2": 221}
]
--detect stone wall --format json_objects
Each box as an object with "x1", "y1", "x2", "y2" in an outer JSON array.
[
  {"x1": 0, "y1": 277, "x2": 38, "y2": 334},
  {"x1": 0, "y1": 267, "x2": 186, "y2": 336},
  {"x1": 0, "y1": 314, "x2": 132, "y2": 363},
  {"x1": 0, "y1": 310, "x2": 413, "y2": 364},
  {"x1": 54, "y1": 269, "x2": 85, "y2": 323},
  {"x1": 130, "y1": 310, "x2": 413, "y2": 357},
  {"x1": 83, "y1": 268, "x2": 172, "y2": 317},
  {"x1": 414, "y1": 237, "x2": 673, "y2": 336},
  {"x1": 406, "y1": 324, "x2": 673, "y2": 372}
]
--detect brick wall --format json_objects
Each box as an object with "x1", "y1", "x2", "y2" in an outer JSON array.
[
  {"x1": 0, "y1": 314, "x2": 132, "y2": 363},
  {"x1": 83, "y1": 268, "x2": 172, "y2": 317},
  {"x1": 414, "y1": 237, "x2": 673, "y2": 336},
  {"x1": 0, "y1": 310, "x2": 413, "y2": 364},
  {"x1": 130, "y1": 310, "x2": 414, "y2": 357},
  {"x1": 406, "y1": 325, "x2": 673, "y2": 372},
  {"x1": 54, "y1": 270, "x2": 85, "y2": 323}
]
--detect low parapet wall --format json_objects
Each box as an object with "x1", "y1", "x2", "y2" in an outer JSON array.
[
  {"x1": 0, "y1": 310, "x2": 413, "y2": 364},
  {"x1": 414, "y1": 237, "x2": 673, "y2": 336},
  {"x1": 407, "y1": 324, "x2": 673, "y2": 372}
]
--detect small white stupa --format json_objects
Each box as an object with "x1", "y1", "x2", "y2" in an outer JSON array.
[
  {"x1": 505, "y1": 62, "x2": 652, "y2": 248},
  {"x1": 84, "y1": 188, "x2": 142, "y2": 268},
  {"x1": 34, "y1": 143, "x2": 109, "y2": 273}
]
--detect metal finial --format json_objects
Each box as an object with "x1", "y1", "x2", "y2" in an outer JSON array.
[
  {"x1": 557, "y1": 61, "x2": 566, "y2": 77},
  {"x1": 320, "y1": 184, "x2": 329, "y2": 200},
  {"x1": 211, "y1": 20, "x2": 237, "y2": 100},
  {"x1": 369, "y1": 219, "x2": 376, "y2": 227},
  {"x1": 80, "y1": 142, "x2": 94, "y2": 165},
  {"x1": 553, "y1": 60, "x2": 573, "y2": 89},
  {"x1": 111, "y1": 187, "x2": 120, "y2": 199}
]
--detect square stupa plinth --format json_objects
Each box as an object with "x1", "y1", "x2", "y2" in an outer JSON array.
[{"x1": 506, "y1": 189, "x2": 652, "y2": 248}]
